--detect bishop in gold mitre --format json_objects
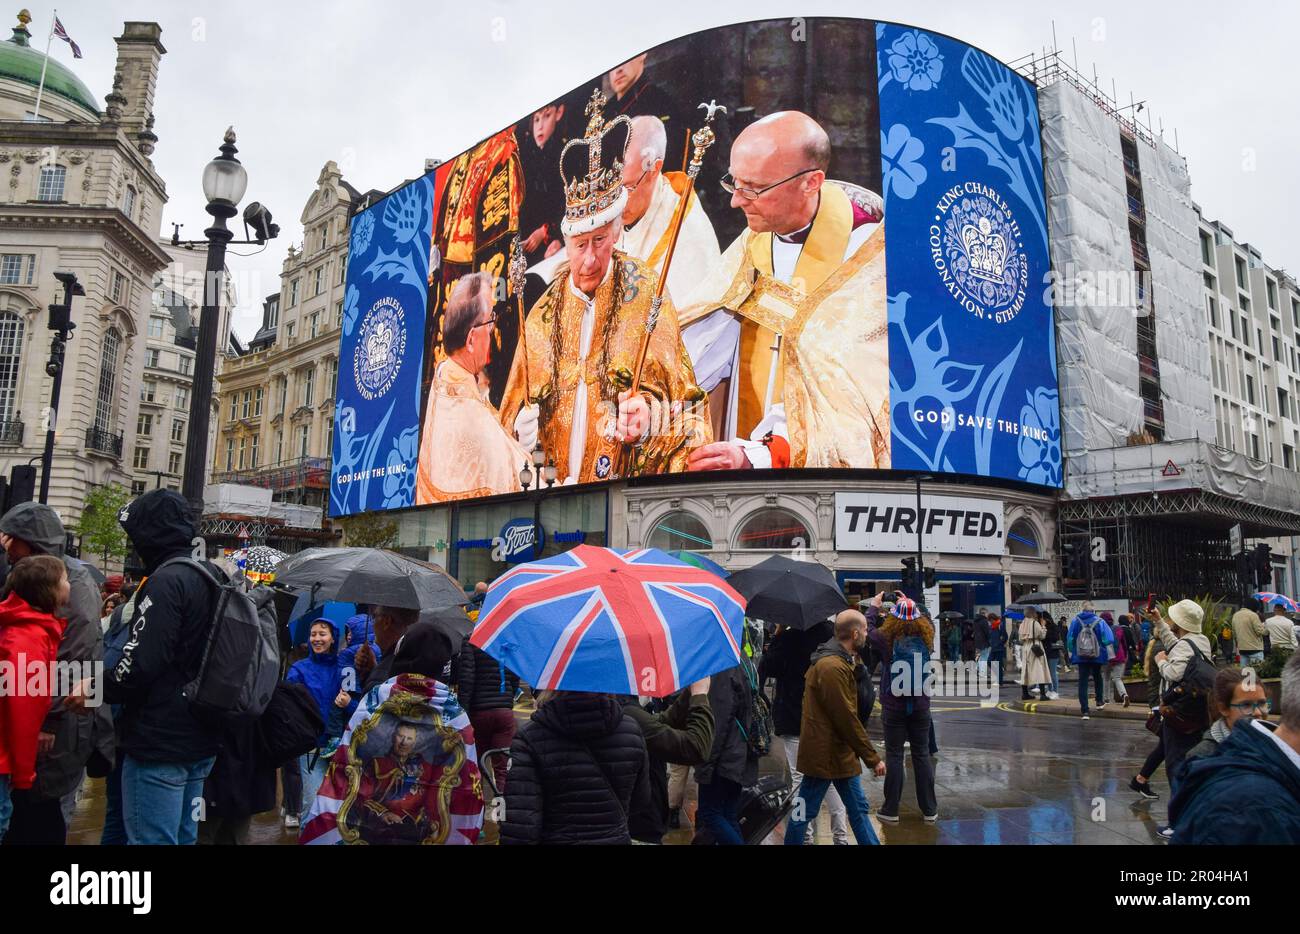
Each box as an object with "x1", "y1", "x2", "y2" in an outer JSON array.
[
  {"x1": 416, "y1": 272, "x2": 528, "y2": 503},
  {"x1": 499, "y1": 89, "x2": 710, "y2": 484},
  {"x1": 676, "y1": 111, "x2": 890, "y2": 471}
]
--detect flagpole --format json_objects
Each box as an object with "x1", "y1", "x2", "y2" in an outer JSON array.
[{"x1": 32, "y1": 10, "x2": 57, "y2": 122}]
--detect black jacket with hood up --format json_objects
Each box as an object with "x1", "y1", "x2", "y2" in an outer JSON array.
[
  {"x1": 0, "y1": 502, "x2": 107, "y2": 799},
  {"x1": 104, "y1": 490, "x2": 223, "y2": 763}
]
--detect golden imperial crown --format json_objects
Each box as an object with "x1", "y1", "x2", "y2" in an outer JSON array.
[{"x1": 559, "y1": 88, "x2": 632, "y2": 236}]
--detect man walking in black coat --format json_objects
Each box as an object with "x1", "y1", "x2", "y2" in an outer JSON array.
[{"x1": 693, "y1": 665, "x2": 758, "y2": 845}]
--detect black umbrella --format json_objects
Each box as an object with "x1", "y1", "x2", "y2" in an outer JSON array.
[
  {"x1": 938, "y1": 610, "x2": 965, "y2": 621},
  {"x1": 726, "y1": 554, "x2": 846, "y2": 630},
  {"x1": 420, "y1": 605, "x2": 474, "y2": 646},
  {"x1": 1018, "y1": 591, "x2": 1067, "y2": 604},
  {"x1": 73, "y1": 558, "x2": 106, "y2": 586},
  {"x1": 274, "y1": 547, "x2": 467, "y2": 611}
]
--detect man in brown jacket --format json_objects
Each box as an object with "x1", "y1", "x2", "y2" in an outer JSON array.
[{"x1": 783, "y1": 609, "x2": 885, "y2": 845}]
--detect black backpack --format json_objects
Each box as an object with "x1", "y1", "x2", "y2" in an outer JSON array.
[
  {"x1": 257, "y1": 682, "x2": 325, "y2": 765},
  {"x1": 1159, "y1": 640, "x2": 1216, "y2": 734},
  {"x1": 160, "y1": 559, "x2": 281, "y2": 722}
]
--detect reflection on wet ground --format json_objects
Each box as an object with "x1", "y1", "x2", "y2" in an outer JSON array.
[{"x1": 66, "y1": 697, "x2": 1169, "y2": 845}]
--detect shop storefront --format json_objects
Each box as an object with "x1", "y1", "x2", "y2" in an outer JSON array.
[{"x1": 619, "y1": 475, "x2": 1056, "y2": 616}]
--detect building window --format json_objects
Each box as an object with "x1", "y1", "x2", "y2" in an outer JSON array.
[
  {"x1": 36, "y1": 165, "x2": 66, "y2": 201},
  {"x1": 299, "y1": 424, "x2": 310, "y2": 458},
  {"x1": 238, "y1": 436, "x2": 247, "y2": 469},
  {"x1": 145, "y1": 348, "x2": 160, "y2": 368},
  {"x1": 303, "y1": 367, "x2": 315, "y2": 406},
  {"x1": 140, "y1": 380, "x2": 156, "y2": 403},
  {"x1": 94, "y1": 328, "x2": 121, "y2": 433},
  {"x1": 171, "y1": 418, "x2": 185, "y2": 442},
  {"x1": 168, "y1": 450, "x2": 183, "y2": 474},
  {"x1": 254, "y1": 387, "x2": 263, "y2": 417},
  {"x1": 286, "y1": 321, "x2": 296, "y2": 339},
  {"x1": 335, "y1": 300, "x2": 343, "y2": 328},
  {"x1": 328, "y1": 358, "x2": 338, "y2": 398},
  {"x1": 124, "y1": 186, "x2": 137, "y2": 220},
  {"x1": 241, "y1": 390, "x2": 251, "y2": 419},
  {"x1": 133, "y1": 446, "x2": 149, "y2": 469},
  {"x1": 1267, "y1": 279, "x2": 1278, "y2": 310},
  {"x1": 274, "y1": 430, "x2": 283, "y2": 464},
  {"x1": 279, "y1": 377, "x2": 288, "y2": 414},
  {"x1": 147, "y1": 316, "x2": 164, "y2": 339},
  {"x1": 1206, "y1": 295, "x2": 1219, "y2": 329},
  {"x1": 1235, "y1": 257, "x2": 1247, "y2": 290},
  {"x1": 734, "y1": 508, "x2": 812, "y2": 550},
  {"x1": 225, "y1": 437, "x2": 234, "y2": 471},
  {"x1": 289, "y1": 279, "x2": 300, "y2": 307},
  {"x1": 338, "y1": 256, "x2": 347, "y2": 285},
  {"x1": 131, "y1": 480, "x2": 147, "y2": 497},
  {"x1": 1006, "y1": 518, "x2": 1042, "y2": 557},
  {"x1": 178, "y1": 355, "x2": 192, "y2": 376},
  {"x1": 111, "y1": 270, "x2": 126, "y2": 305},
  {"x1": 325, "y1": 419, "x2": 333, "y2": 459},
  {"x1": 136, "y1": 413, "x2": 153, "y2": 437},
  {"x1": 314, "y1": 267, "x2": 324, "y2": 296},
  {"x1": 175, "y1": 386, "x2": 188, "y2": 410},
  {"x1": 0, "y1": 311, "x2": 25, "y2": 422},
  {"x1": 647, "y1": 511, "x2": 713, "y2": 552},
  {"x1": 0, "y1": 254, "x2": 34, "y2": 285},
  {"x1": 309, "y1": 312, "x2": 319, "y2": 339},
  {"x1": 229, "y1": 395, "x2": 238, "y2": 421},
  {"x1": 1199, "y1": 231, "x2": 1213, "y2": 267},
  {"x1": 1246, "y1": 374, "x2": 1256, "y2": 406},
  {"x1": 266, "y1": 297, "x2": 279, "y2": 330},
  {"x1": 251, "y1": 435, "x2": 259, "y2": 468}
]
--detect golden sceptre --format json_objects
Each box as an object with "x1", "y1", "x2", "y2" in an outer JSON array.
[
  {"x1": 616, "y1": 99, "x2": 726, "y2": 477},
  {"x1": 509, "y1": 234, "x2": 531, "y2": 403}
]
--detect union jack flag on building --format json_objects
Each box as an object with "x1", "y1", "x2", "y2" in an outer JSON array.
[
  {"x1": 53, "y1": 16, "x2": 82, "y2": 59},
  {"x1": 472, "y1": 545, "x2": 746, "y2": 697}
]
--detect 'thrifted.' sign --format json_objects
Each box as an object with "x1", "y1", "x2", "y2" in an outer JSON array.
[{"x1": 835, "y1": 493, "x2": 1005, "y2": 556}]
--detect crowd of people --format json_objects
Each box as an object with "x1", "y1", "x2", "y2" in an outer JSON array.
[{"x1": 2, "y1": 493, "x2": 1299, "y2": 846}]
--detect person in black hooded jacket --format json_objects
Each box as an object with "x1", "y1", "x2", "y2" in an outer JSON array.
[
  {"x1": 501, "y1": 691, "x2": 651, "y2": 845},
  {"x1": 98, "y1": 490, "x2": 224, "y2": 845},
  {"x1": 693, "y1": 664, "x2": 759, "y2": 845},
  {"x1": 452, "y1": 641, "x2": 520, "y2": 797}
]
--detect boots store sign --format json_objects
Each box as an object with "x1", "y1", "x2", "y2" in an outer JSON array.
[{"x1": 835, "y1": 493, "x2": 1005, "y2": 556}]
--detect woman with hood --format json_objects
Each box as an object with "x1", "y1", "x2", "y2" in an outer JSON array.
[
  {"x1": 285, "y1": 618, "x2": 343, "y2": 824},
  {"x1": 502, "y1": 690, "x2": 651, "y2": 845}
]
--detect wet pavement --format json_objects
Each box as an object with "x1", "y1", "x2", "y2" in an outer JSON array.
[{"x1": 65, "y1": 691, "x2": 1172, "y2": 845}]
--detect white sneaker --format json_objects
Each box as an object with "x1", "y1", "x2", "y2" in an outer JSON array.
[
  {"x1": 923, "y1": 812, "x2": 939, "y2": 823},
  {"x1": 877, "y1": 813, "x2": 900, "y2": 823},
  {"x1": 1081, "y1": 713, "x2": 1090, "y2": 720},
  {"x1": 1047, "y1": 692, "x2": 1060, "y2": 700},
  {"x1": 284, "y1": 815, "x2": 300, "y2": 829}
]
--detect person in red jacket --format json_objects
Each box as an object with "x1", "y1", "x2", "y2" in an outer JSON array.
[{"x1": 0, "y1": 555, "x2": 69, "y2": 841}]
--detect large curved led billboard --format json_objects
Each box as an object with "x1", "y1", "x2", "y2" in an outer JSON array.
[{"x1": 331, "y1": 16, "x2": 1059, "y2": 517}]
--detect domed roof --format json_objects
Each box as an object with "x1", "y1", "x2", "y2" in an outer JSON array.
[{"x1": 0, "y1": 14, "x2": 100, "y2": 117}]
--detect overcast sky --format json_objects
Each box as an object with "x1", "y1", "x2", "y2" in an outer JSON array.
[{"x1": 45, "y1": 0, "x2": 1300, "y2": 340}]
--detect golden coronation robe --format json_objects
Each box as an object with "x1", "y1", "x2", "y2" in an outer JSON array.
[
  {"x1": 676, "y1": 183, "x2": 890, "y2": 469},
  {"x1": 498, "y1": 251, "x2": 711, "y2": 483},
  {"x1": 416, "y1": 357, "x2": 528, "y2": 503}
]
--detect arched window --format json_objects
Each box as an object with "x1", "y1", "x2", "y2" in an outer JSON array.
[
  {"x1": 647, "y1": 511, "x2": 712, "y2": 552},
  {"x1": 735, "y1": 507, "x2": 812, "y2": 551},
  {"x1": 37, "y1": 165, "x2": 66, "y2": 201},
  {"x1": 0, "y1": 311, "x2": 24, "y2": 423},
  {"x1": 94, "y1": 328, "x2": 122, "y2": 432},
  {"x1": 1007, "y1": 518, "x2": 1042, "y2": 557}
]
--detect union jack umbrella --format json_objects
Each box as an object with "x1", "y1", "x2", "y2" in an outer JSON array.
[
  {"x1": 1254, "y1": 592, "x2": 1299, "y2": 613},
  {"x1": 471, "y1": 545, "x2": 746, "y2": 697}
]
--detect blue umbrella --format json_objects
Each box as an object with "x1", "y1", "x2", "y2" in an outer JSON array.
[
  {"x1": 472, "y1": 545, "x2": 746, "y2": 697},
  {"x1": 668, "y1": 550, "x2": 729, "y2": 578},
  {"x1": 288, "y1": 598, "x2": 356, "y2": 646}
]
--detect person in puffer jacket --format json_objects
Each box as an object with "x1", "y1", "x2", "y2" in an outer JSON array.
[
  {"x1": 452, "y1": 640, "x2": 520, "y2": 796},
  {"x1": 502, "y1": 691, "x2": 650, "y2": 845},
  {"x1": 285, "y1": 618, "x2": 342, "y2": 822}
]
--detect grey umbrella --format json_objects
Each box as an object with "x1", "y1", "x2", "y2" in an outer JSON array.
[
  {"x1": 72, "y1": 558, "x2": 106, "y2": 586},
  {"x1": 1017, "y1": 591, "x2": 1067, "y2": 604},
  {"x1": 419, "y1": 605, "x2": 474, "y2": 645},
  {"x1": 274, "y1": 547, "x2": 467, "y2": 611}
]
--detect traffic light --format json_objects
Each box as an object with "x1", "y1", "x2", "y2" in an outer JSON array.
[
  {"x1": 900, "y1": 556, "x2": 917, "y2": 591},
  {"x1": 924, "y1": 566, "x2": 936, "y2": 589},
  {"x1": 1253, "y1": 543, "x2": 1273, "y2": 589},
  {"x1": 1060, "y1": 539, "x2": 1086, "y2": 579}
]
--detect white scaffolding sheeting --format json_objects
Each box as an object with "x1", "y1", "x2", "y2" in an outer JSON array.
[
  {"x1": 1064, "y1": 439, "x2": 1300, "y2": 515},
  {"x1": 268, "y1": 502, "x2": 323, "y2": 529},
  {"x1": 1140, "y1": 140, "x2": 1214, "y2": 442},
  {"x1": 1040, "y1": 81, "x2": 1143, "y2": 468},
  {"x1": 203, "y1": 483, "x2": 272, "y2": 516}
]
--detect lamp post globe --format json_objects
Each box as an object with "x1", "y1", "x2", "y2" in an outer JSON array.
[{"x1": 201, "y1": 127, "x2": 248, "y2": 209}]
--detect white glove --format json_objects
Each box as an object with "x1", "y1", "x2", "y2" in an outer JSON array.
[{"x1": 514, "y1": 403, "x2": 539, "y2": 450}]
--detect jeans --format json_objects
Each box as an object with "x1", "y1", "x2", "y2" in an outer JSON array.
[
  {"x1": 977, "y1": 646, "x2": 991, "y2": 677},
  {"x1": 101, "y1": 756, "x2": 128, "y2": 845},
  {"x1": 0, "y1": 774, "x2": 10, "y2": 843},
  {"x1": 881, "y1": 706, "x2": 938, "y2": 817},
  {"x1": 784, "y1": 774, "x2": 879, "y2": 845},
  {"x1": 780, "y1": 735, "x2": 846, "y2": 844},
  {"x1": 1047, "y1": 656, "x2": 1060, "y2": 694},
  {"x1": 1077, "y1": 662, "x2": 1104, "y2": 713},
  {"x1": 121, "y1": 754, "x2": 216, "y2": 845},
  {"x1": 299, "y1": 753, "x2": 330, "y2": 823},
  {"x1": 696, "y1": 777, "x2": 745, "y2": 845},
  {"x1": 470, "y1": 708, "x2": 518, "y2": 798}
]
